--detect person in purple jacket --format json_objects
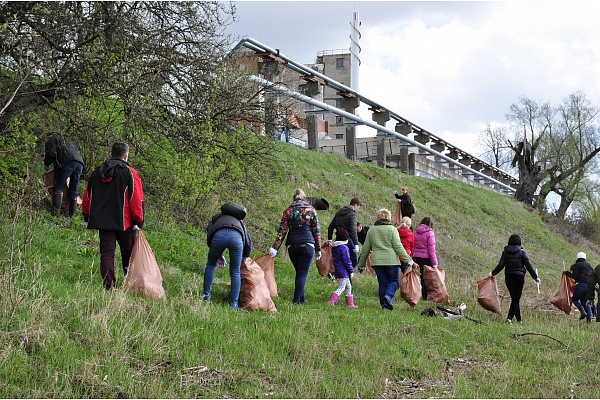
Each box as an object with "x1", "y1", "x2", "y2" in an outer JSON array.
[
  {"x1": 326, "y1": 227, "x2": 358, "y2": 308},
  {"x1": 412, "y1": 216, "x2": 438, "y2": 301}
]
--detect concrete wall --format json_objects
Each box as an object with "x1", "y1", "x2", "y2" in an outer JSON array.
[{"x1": 319, "y1": 137, "x2": 495, "y2": 192}]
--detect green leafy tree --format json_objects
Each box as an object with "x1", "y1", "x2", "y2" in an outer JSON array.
[{"x1": 0, "y1": 1, "x2": 278, "y2": 220}]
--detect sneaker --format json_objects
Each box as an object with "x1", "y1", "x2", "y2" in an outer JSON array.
[
  {"x1": 506, "y1": 319, "x2": 512, "y2": 324},
  {"x1": 202, "y1": 294, "x2": 210, "y2": 301},
  {"x1": 384, "y1": 295, "x2": 394, "y2": 310}
]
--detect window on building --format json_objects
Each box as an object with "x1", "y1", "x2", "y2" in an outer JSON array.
[
  {"x1": 336, "y1": 58, "x2": 344, "y2": 68},
  {"x1": 335, "y1": 116, "x2": 343, "y2": 124},
  {"x1": 335, "y1": 134, "x2": 344, "y2": 140},
  {"x1": 335, "y1": 99, "x2": 341, "y2": 108}
]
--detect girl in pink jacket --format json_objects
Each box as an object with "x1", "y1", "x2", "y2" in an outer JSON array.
[{"x1": 412, "y1": 217, "x2": 438, "y2": 300}]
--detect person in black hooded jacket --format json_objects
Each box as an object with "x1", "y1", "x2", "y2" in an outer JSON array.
[
  {"x1": 564, "y1": 252, "x2": 593, "y2": 322},
  {"x1": 327, "y1": 197, "x2": 362, "y2": 268},
  {"x1": 43, "y1": 133, "x2": 85, "y2": 216},
  {"x1": 490, "y1": 234, "x2": 540, "y2": 324},
  {"x1": 82, "y1": 141, "x2": 144, "y2": 290}
]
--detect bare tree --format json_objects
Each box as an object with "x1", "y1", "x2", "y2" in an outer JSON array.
[
  {"x1": 505, "y1": 96, "x2": 552, "y2": 207},
  {"x1": 477, "y1": 123, "x2": 513, "y2": 170},
  {"x1": 535, "y1": 92, "x2": 600, "y2": 217}
]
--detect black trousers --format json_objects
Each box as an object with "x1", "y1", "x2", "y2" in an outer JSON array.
[{"x1": 505, "y1": 274, "x2": 525, "y2": 321}]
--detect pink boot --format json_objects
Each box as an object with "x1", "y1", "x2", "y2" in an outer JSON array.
[
  {"x1": 345, "y1": 295, "x2": 358, "y2": 308},
  {"x1": 327, "y1": 292, "x2": 339, "y2": 305}
]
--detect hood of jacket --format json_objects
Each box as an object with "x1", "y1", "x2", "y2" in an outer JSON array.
[
  {"x1": 99, "y1": 159, "x2": 128, "y2": 183},
  {"x1": 333, "y1": 240, "x2": 348, "y2": 247},
  {"x1": 415, "y1": 224, "x2": 432, "y2": 235}
]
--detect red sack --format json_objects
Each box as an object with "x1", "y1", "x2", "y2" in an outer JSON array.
[
  {"x1": 477, "y1": 276, "x2": 502, "y2": 314},
  {"x1": 239, "y1": 257, "x2": 277, "y2": 312},
  {"x1": 364, "y1": 252, "x2": 376, "y2": 276},
  {"x1": 254, "y1": 253, "x2": 278, "y2": 298},
  {"x1": 400, "y1": 264, "x2": 422, "y2": 308},
  {"x1": 391, "y1": 201, "x2": 403, "y2": 226},
  {"x1": 423, "y1": 265, "x2": 450, "y2": 304},
  {"x1": 550, "y1": 274, "x2": 576, "y2": 315},
  {"x1": 315, "y1": 241, "x2": 334, "y2": 277},
  {"x1": 123, "y1": 231, "x2": 166, "y2": 299}
]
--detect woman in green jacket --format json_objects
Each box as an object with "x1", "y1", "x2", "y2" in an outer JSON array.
[{"x1": 358, "y1": 208, "x2": 417, "y2": 310}]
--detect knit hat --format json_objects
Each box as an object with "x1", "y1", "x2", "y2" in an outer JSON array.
[
  {"x1": 336, "y1": 227, "x2": 349, "y2": 241},
  {"x1": 577, "y1": 252, "x2": 586, "y2": 260}
]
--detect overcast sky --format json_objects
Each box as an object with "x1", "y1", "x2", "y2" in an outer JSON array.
[{"x1": 226, "y1": 1, "x2": 600, "y2": 156}]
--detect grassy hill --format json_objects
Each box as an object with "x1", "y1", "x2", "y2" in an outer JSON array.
[{"x1": 1, "y1": 141, "x2": 599, "y2": 398}]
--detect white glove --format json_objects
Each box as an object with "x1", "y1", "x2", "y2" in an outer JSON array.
[
  {"x1": 269, "y1": 247, "x2": 277, "y2": 258},
  {"x1": 84, "y1": 222, "x2": 88, "y2": 229},
  {"x1": 350, "y1": 272, "x2": 354, "y2": 279},
  {"x1": 316, "y1": 251, "x2": 322, "y2": 261},
  {"x1": 489, "y1": 272, "x2": 493, "y2": 277},
  {"x1": 535, "y1": 277, "x2": 541, "y2": 284},
  {"x1": 354, "y1": 245, "x2": 359, "y2": 254},
  {"x1": 132, "y1": 225, "x2": 140, "y2": 231}
]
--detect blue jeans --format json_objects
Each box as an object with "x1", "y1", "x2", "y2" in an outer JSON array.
[
  {"x1": 203, "y1": 228, "x2": 243, "y2": 309},
  {"x1": 573, "y1": 282, "x2": 592, "y2": 320},
  {"x1": 373, "y1": 265, "x2": 400, "y2": 308},
  {"x1": 287, "y1": 243, "x2": 315, "y2": 304},
  {"x1": 53, "y1": 160, "x2": 84, "y2": 199}
]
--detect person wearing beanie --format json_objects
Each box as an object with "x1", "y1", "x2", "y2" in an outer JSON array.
[
  {"x1": 327, "y1": 227, "x2": 358, "y2": 308},
  {"x1": 564, "y1": 251, "x2": 593, "y2": 322},
  {"x1": 490, "y1": 234, "x2": 540, "y2": 324}
]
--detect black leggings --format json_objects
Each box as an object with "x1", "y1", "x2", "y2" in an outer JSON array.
[{"x1": 505, "y1": 274, "x2": 525, "y2": 321}]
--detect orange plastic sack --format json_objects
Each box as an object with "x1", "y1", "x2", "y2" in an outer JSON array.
[
  {"x1": 400, "y1": 264, "x2": 422, "y2": 308},
  {"x1": 254, "y1": 253, "x2": 278, "y2": 298},
  {"x1": 123, "y1": 231, "x2": 166, "y2": 299},
  {"x1": 365, "y1": 252, "x2": 376, "y2": 276},
  {"x1": 477, "y1": 276, "x2": 502, "y2": 314},
  {"x1": 423, "y1": 265, "x2": 450, "y2": 304},
  {"x1": 316, "y1": 241, "x2": 334, "y2": 277},
  {"x1": 392, "y1": 201, "x2": 403, "y2": 226},
  {"x1": 550, "y1": 274, "x2": 576, "y2": 315},
  {"x1": 239, "y1": 257, "x2": 277, "y2": 312}
]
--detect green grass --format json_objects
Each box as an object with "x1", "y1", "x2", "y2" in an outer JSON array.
[{"x1": 1, "y1": 141, "x2": 599, "y2": 398}]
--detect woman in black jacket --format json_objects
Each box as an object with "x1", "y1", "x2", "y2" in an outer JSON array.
[{"x1": 490, "y1": 234, "x2": 540, "y2": 324}]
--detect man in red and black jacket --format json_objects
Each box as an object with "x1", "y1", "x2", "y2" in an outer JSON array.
[{"x1": 82, "y1": 141, "x2": 145, "y2": 290}]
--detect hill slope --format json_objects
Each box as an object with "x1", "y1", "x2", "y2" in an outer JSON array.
[{"x1": 1, "y1": 141, "x2": 598, "y2": 398}]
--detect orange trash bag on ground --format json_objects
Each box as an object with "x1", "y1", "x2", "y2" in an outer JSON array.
[
  {"x1": 550, "y1": 273, "x2": 576, "y2": 315},
  {"x1": 423, "y1": 265, "x2": 450, "y2": 304},
  {"x1": 123, "y1": 231, "x2": 166, "y2": 299},
  {"x1": 239, "y1": 257, "x2": 277, "y2": 312},
  {"x1": 400, "y1": 264, "x2": 422, "y2": 308},
  {"x1": 477, "y1": 276, "x2": 502, "y2": 314},
  {"x1": 316, "y1": 241, "x2": 334, "y2": 277},
  {"x1": 391, "y1": 201, "x2": 403, "y2": 226},
  {"x1": 254, "y1": 253, "x2": 278, "y2": 298}
]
